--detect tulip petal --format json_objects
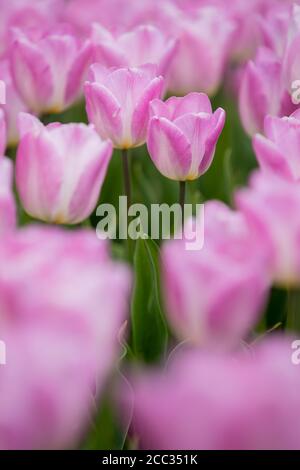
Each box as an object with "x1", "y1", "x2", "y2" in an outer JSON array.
[
  {"x1": 132, "y1": 76, "x2": 164, "y2": 147},
  {"x1": 0, "y1": 109, "x2": 6, "y2": 155},
  {"x1": 84, "y1": 81, "x2": 122, "y2": 145},
  {"x1": 147, "y1": 117, "x2": 191, "y2": 180}
]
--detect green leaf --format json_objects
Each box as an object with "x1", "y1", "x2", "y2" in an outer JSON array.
[{"x1": 131, "y1": 238, "x2": 168, "y2": 363}]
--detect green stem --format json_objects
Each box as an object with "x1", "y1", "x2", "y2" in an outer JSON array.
[
  {"x1": 122, "y1": 148, "x2": 133, "y2": 261},
  {"x1": 286, "y1": 287, "x2": 300, "y2": 332},
  {"x1": 179, "y1": 181, "x2": 186, "y2": 226}
]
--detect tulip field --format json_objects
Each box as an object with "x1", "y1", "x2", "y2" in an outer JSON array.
[{"x1": 1, "y1": 0, "x2": 300, "y2": 453}]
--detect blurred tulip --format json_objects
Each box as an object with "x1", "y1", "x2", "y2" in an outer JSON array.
[
  {"x1": 162, "y1": 201, "x2": 269, "y2": 349},
  {"x1": 16, "y1": 113, "x2": 112, "y2": 224},
  {"x1": 0, "y1": 226, "x2": 131, "y2": 449},
  {"x1": 0, "y1": 108, "x2": 6, "y2": 155},
  {"x1": 0, "y1": 59, "x2": 28, "y2": 146},
  {"x1": 91, "y1": 24, "x2": 178, "y2": 80},
  {"x1": 283, "y1": 4, "x2": 300, "y2": 100},
  {"x1": 239, "y1": 47, "x2": 294, "y2": 136},
  {"x1": 0, "y1": 157, "x2": 16, "y2": 234},
  {"x1": 10, "y1": 28, "x2": 93, "y2": 114},
  {"x1": 126, "y1": 337, "x2": 300, "y2": 450},
  {"x1": 85, "y1": 64, "x2": 164, "y2": 149},
  {"x1": 236, "y1": 170, "x2": 300, "y2": 286},
  {"x1": 147, "y1": 93, "x2": 225, "y2": 181},
  {"x1": 168, "y1": 7, "x2": 235, "y2": 96},
  {"x1": 253, "y1": 110, "x2": 300, "y2": 181}
]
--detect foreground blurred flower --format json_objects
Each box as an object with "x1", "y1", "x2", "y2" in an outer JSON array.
[
  {"x1": 16, "y1": 113, "x2": 112, "y2": 224},
  {"x1": 0, "y1": 226, "x2": 131, "y2": 449},
  {"x1": 0, "y1": 157, "x2": 16, "y2": 234},
  {"x1": 236, "y1": 171, "x2": 300, "y2": 286},
  {"x1": 239, "y1": 48, "x2": 294, "y2": 136},
  {"x1": 147, "y1": 93, "x2": 225, "y2": 181},
  {"x1": 168, "y1": 6, "x2": 235, "y2": 96},
  {"x1": 162, "y1": 201, "x2": 269, "y2": 349},
  {"x1": 91, "y1": 24, "x2": 178, "y2": 80},
  {"x1": 85, "y1": 64, "x2": 164, "y2": 149},
  {"x1": 0, "y1": 59, "x2": 28, "y2": 146},
  {"x1": 126, "y1": 337, "x2": 300, "y2": 450},
  {"x1": 10, "y1": 29, "x2": 93, "y2": 114},
  {"x1": 0, "y1": 108, "x2": 6, "y2": 155},
  {"x1": 253, "y1": 110, "x2": 300, "y2": 181}
]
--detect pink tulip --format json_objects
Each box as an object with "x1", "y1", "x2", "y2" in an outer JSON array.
[
  {"x1": 239, "y1": 47, "x2": 294, "y2": 136},
  {"x1": 0, "y1": 59, "x2": 28, "y2": 146},
  {"x1": 10, "y1": 28, "x2": 93, "y2": 114},
  {"x1": 0, "y1": 226, "x2": 131, "y2": 449},
  {"x1": 147, "y1": 92, "x2": 225, "y2": 181},
  {"x1": 16, "y1": 113, "x2": 112, "y2": 224},
  {"x1": 91, "y1": 24, "x2": 178, "y2": 80},
  {"x1": 253, "y1": 110, "x2": 300, "y2": 181},
  {"x1": 126, "y1": 337, "x2": 300, "y2": 450},
  {"x1": 236, "y1": 170, "x2": 300, "y2": 286},
  {"x1": 0, "y1": 0, "x2": 63, "y2": 58},
  {"x1": 167, "y1": 6, "x2": 235, "y2": 96},
  {"x1": 162, "y1": 201, "x2": 269, "y2": 349},
  {"x1": 0, "y1": 108, "x2": 6, "y2": 155},
  {"x1": 0, "y1": 157, "x2": 16, "y2": 234},
  {"x1": 85, "y1": 64, "x2": 164, "y2": 149},
  {"x1": 283, "y1": 4, "x2": 300, "y2": 101}
]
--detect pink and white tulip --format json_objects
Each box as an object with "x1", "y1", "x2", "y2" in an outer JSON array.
[
  {"x1": 0, "y1": 59, "x2": 28, "y2": 146},
  {"x1": 239, "y1": 47, "x2": 294, "y2": 136},
  {"x1": 91, "y1": 24, "x2": 178, "y2": 80},
  {"x1": 85, "y1": 64, "x2": 164, "y2": 149},
  {"x1": 253, "y1": 110, "x2": 300, "y2": 181},
  {"x1": 0, "y1": 108, "x2": 6, "y2": 155},
  {"x1": 126, "y1": 337, "x2": 300, "y2": 450},
  {"x1": 283, "y1": 4, "x2": 300, "y2": 101},
  {"x1": 16, "y1": 113, "x2": 112, "y2": 224},
  {"x1": 147, "y1": 93, "x2": 225, "y2": 181},
  {"x1": 162, "y1": 201, "x2": 269, "y2": 349},
  {"x1": 10, "y1": 29, "x2": 93, "y2": 114},
  {"x1": 168, "y1": 6, "x2": 235, "y2": 96},
  {"x1": 236, "y1": 170, "x2": 300, "y2": 286},
  {"x1": 0, "y1": 226, "x2": 131, "y2": 449},
  {"x1": 0, "y1": 157, "x2": 16, "y2": 234}
]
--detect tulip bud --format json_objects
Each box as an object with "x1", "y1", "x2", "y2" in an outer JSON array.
[
  {"x1": 253, "y1": 110, "x2": 300, "y2": 181},
  {"x1": 147, "y1": 92, "x2": 225, "y2": 181},
  {"x1": 84, "y1": 64, "x2": 164, "y2": 149},
  {"x1": 162, "y1": 201, "x2": 268, "y2": 349},
  {"x1": 16, "y1": 113, "x2": 112, "y2": 224},
  {"x1": 10, "y1": 29, "x2": 93, "y2": 114}
]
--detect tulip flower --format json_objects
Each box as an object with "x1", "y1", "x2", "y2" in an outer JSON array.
[
  {"x1": 162, "y1": 201, "x2": 269, "y2": 349},
  {"x1": 0, "y1": 157, "x2": 16, "y2": 234},
  {"x1": 0, "y1": 59, "x2": 28, "y2": 146},
  {"x1": 147, "y1": 92, "x2": 225, "y2": 181},
  {"x1": 236, "y1": 170, "x2": 300, "y2": 286},
  {"x1": 239, "y1": 47, "x2": 295, "y2": 137},
  {"x1": 91, "y1": 24, "x2": 178, "y2": 80},
  {"x1": 0, "y1": 108, "x2": 6, "y2": 155},
  {"x1": 126, "y1": 337, "x2": 300, "y2": 450},
  {"x1": 283, "y1": 4, "x2": 300, "y2": 101},
  {"x1": 167, "y1": 6, "x2": 235, "y2": 96},
  {"x1": 16, "y1": 113, "x2": 112, "y2": 224},
  {"x1": 0, "y1": 226, "x2": 131, "y2": 449},
  {"x1": 253, "y1": 110, "x2": 300, "y2": 181},
  {"x1": 10, "y1": 29, "x2": 93, "y2": 114},
  {"x1": 84, "y1": 64, "x2": 164, "y2": 149}
]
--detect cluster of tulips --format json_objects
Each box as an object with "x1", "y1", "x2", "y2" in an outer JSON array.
[{"x1": 1, "y1": 0, "x2": 300, "y2": 451}]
